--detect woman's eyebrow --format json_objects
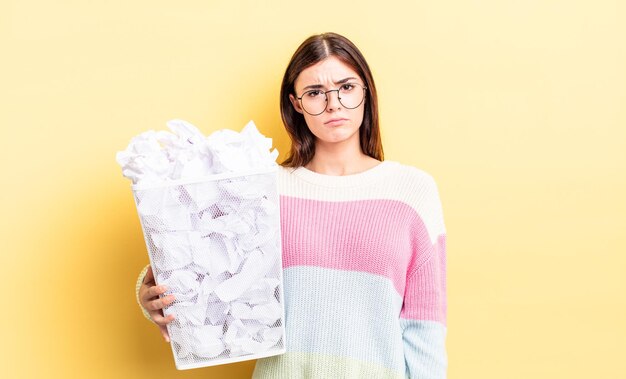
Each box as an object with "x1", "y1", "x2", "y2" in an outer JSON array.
[{"x1": 302, "y1": 77, "x2": 359, "y2": 91}]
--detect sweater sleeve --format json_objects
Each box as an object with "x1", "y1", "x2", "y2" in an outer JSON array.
[
  {"x1": 135, "y1": 263, "x2": 155, "y2": 323},
  {"x1": 400, "y1": 176, "x2": 448, "y2": 378}
]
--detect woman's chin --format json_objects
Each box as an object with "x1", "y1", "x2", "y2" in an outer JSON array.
[
  {"x1": 310, "y1": 124, "x2": 360, "y2": 145},
  {"x1": 317, "y1": 133, "x2": 358, "y2": 145}
]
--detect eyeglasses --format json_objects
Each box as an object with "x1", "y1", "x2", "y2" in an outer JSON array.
[{"x1": 296, "y1": 82, "x2": 367, "y2": 116}]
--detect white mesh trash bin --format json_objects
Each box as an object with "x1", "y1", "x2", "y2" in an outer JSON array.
[{"x1": 132, "y1": 167, "x2": 286, "y2": 370}]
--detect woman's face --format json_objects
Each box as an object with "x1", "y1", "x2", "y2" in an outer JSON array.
[{"x1": 289, "y1": 56, "x2": 366, "y2": 146}]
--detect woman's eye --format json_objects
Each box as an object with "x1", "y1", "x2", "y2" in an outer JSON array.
[
  {"x1": 342, "y1": 84, "x2": 355, "y2": 91},
  {"x1": 307, "y1": 90, "x2": 322, "y2": 97}
]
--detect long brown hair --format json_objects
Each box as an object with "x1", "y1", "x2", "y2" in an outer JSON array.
[{"x1": 280, "y1": 32, "x2": 384, "y2": 168}]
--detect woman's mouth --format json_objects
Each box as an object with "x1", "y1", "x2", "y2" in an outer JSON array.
[{"x1": 325, "y1": 118, "x2": 348, "y2": 126}]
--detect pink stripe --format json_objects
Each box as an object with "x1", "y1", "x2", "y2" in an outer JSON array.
[
  {"x1": 400, "y1": 234, "x2": 447, "y2": 325},
  {"x1": 279, "y1": 195, "x2": 442, "y2": 301}
]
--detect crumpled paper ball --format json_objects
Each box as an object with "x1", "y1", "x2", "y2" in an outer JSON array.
[{"x1": 116, "y1": 119, "x2": 279, "y2": 187}]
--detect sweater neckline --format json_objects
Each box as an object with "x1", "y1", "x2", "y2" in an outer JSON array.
[{"x1": 287, "y1": 160, "x2": 395, "y2": 188}]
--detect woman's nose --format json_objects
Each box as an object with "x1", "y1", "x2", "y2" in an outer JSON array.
[{"x1": 326, "y1": 90, "x2": 342, "y2": 111}]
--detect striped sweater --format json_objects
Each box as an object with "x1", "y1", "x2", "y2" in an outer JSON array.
[{"x1": 136, "y1": 160, "x2": 447, "y2": 378}]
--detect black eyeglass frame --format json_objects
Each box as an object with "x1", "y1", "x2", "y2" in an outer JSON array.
[{"x1": 296, "y1": 83, "x2": 368, "y2": 116}]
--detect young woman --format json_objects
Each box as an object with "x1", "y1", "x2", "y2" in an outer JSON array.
[{"x1": 137, "y1": 32, "x2": 448, "y2": 378}]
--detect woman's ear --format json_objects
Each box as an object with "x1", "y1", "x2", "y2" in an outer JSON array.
[{"x1": 289, "y1": 93, "x2": 304, "y2": 114}]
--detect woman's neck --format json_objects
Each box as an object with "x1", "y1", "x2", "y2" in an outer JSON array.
[{"x1": 304, "y1": 141, "x2": 380, "y2": 176}]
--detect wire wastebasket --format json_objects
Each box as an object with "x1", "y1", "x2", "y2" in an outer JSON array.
[{"x1": 132, "y1": 166, "x2": 286, "y2": 370}]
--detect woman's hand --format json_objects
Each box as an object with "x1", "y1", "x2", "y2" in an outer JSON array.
[{"x1": 139, "y1": 265, "x2": 176, "y2": 342}]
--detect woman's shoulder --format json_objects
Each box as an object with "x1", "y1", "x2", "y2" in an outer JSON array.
[
  {"x1": 381, "y1": 160, "x2": 444, "y2": 216},
  {"x1": 383, "y1": 160, "x2": 441, "y2": 189},
  {"x1": 385, "y1": 161, "x2": 446, "y2": 233}
]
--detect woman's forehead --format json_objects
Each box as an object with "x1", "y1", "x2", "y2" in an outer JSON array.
[{"x1": 295, "y1": 57, "x2": 361, "y2": 88}]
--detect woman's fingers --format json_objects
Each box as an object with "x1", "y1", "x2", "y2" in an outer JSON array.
[
  {"x1": 140, "y1": 267, "x2": 171, "y2": 306},
  {"x1": 140, "y1": 266, "x2": 175, "y2": 343},
  {"x1": 146, "y1": 294, "x2": 176, "y2": 311},
  {"x1": 140, "y1": 281, "x2": 168, "y2": 302},
  {"x1": 140, "y1": 265, "x2": 176, "y2": 343},
  {"x1": 151, "y1": 311, "x2": 176, "y2": 325},
  {"x1": 143, "y1": 284, "x2": 167, "y2": 301},
  {"x1": 159, "y1": 325, "x2": 171, "y2": 343},
  {"x1": 143, "y1": 265, "x2": 155, "y2": 283}
]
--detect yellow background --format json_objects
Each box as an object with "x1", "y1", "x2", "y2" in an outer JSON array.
[{"x1": 2, "y1": 1, "x2": 624, "y2": 378}]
